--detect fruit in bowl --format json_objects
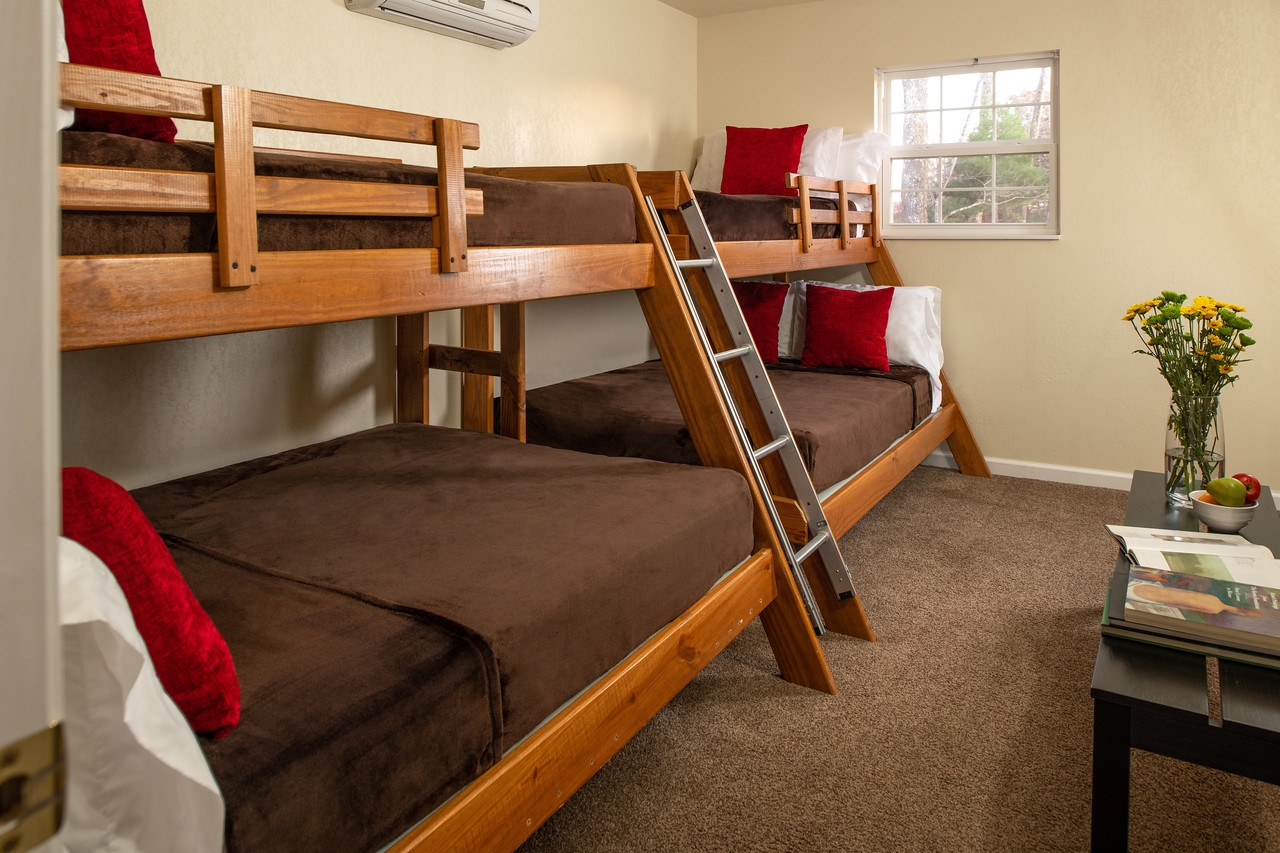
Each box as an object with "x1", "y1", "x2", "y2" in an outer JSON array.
[
  {"x1": 1233, "y1": 472, "x2": 1263, "y2": 505},
  {"x1": 1190, "y1": 487, "x2": 1257, "y2": 533}
]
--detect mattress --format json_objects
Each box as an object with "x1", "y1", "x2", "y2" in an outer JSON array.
[
  {"x1": 523, "y1": 360, "x2": 932, "y2": 493},
  {"x1": 61, "y1": 131, "x2": 637, "y2": 255},
  {"x1": 131, "y1": 424, "x2": 752, "y2": 852}
]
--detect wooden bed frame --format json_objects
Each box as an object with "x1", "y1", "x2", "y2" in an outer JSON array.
[
  {"x1": 57, "y1": 63, "x2": 840, "y2": 852},
  {"x1": 632, "y1": 169, "x2": 993, "y2": 636}
]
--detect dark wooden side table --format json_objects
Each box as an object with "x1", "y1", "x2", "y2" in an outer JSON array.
[{"x1": 1090, "y1": 470, "x2": 1280, "y2": 852}]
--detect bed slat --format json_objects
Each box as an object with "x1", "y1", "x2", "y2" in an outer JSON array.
[
  {"x1": 61, "y1": 166, "x2": 485, "y2": 218},
  {"x1": 60, "y1": 64, "x2": 211, "y2": 120},
  {"x1": 60, "y1": 166, "x2": 214, "y2": 213},
  {"x1": 60, "y1": 244, "x2": 655, "y2": 350}
]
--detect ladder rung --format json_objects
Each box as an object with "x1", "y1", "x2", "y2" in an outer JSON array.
[
  {"x1": 713, "y1": 345, "x2": 753, "y2": 363},
  {"x1": 676, "y1": 257, "x2": 715, "y2": 269},
  {"x1": 792, "y1": 530, "x2": 831, "y2": 565},
  {"x1": 752, "y1": 435, "x2": 791, "y2": 461}
]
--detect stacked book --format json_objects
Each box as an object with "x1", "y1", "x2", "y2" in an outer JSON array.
[{"x1": 1103, "y1": 524, "x2": 1280, "y2": 668}]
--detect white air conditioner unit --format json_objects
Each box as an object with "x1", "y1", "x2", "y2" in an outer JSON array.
[{"x1": 346, "y1": 0, "x2": 538, "y2": 49}]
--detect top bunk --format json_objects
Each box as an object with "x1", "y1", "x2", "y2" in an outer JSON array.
[
  {"x1": 650, "y1": 124, "x2": 887, "y2": 278},
  {"x1": 57, "y1": 62, "x2": 654, "y2": 351},
  {"x1": 641, "y1": 168, "x2": 882, "y2": 279}
]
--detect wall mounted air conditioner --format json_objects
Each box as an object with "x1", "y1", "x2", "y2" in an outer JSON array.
[{"x1": 346, "y1": 0, "x2": 538, "y2": 49}]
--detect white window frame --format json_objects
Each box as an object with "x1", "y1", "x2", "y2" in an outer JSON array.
[{"x1": 876, "y1": 51, "x2": 1059, "y2": 240}]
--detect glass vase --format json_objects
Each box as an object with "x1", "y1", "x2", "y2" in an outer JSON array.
[{"x1": 1164, "y1": 394, "x2": 1225, "y2": 507}]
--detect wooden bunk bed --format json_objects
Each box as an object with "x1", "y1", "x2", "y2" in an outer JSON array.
[
  {"x1": 514, "y1": 169, "x2": 992, "y2": 637},
  {"x1": 56, "y1": 63, "x2": 843, "y2": 852}
]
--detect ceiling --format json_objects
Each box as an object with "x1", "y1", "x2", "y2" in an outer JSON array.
[{"x1": 657, "y1": 0, "x2": 818, "y2": 17}]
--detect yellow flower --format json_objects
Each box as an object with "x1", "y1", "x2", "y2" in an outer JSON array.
[
  {"x1": 1122, "y1": 312, "x2": 1136, "y2": 321},
  {"x1": 1226, "y1": 303, "x2": 1247, "y2": 312},
  {"x1": 1195, "y1": 349, "x2": 1207, "y2": 356},
  {"x1": 1210, "y1": 353, "x2": 1224, "y2": 361},
  {"x1": 1220, "y1": 365, "x2": 1234, "y2": 374},
  {"x1": 1208, "y1": 319, "x2": 1225, "y2": 330},
  {"x1": 1207, "y1": 334, "x2": 1225, "y2": 347},
  {"x1": 1181, "y1": 305, "x2": 1197, "y2": 316}
]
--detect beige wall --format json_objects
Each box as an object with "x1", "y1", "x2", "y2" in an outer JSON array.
[
  {"x1": 62, "y1": 0, "x2": 696, "y2": 488},
  {"x1": 698, "y1": 0, "x2": 1280, "y2": 489}
]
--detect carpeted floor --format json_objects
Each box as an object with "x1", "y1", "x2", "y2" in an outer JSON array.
[{"x1": 519, "y1": 466, "x2": 1280, "y2": 852}]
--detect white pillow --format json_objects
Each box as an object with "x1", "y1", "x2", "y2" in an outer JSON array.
[
  {"x1": 797, "y1": 126, "x2": 844, "y2": 181},
  {"x1": 833, "y1": 132, "x2": 890, "y2": 184},
  {"x1": 785, "y1": 280, "x2": 943, "y2": 412},
  {"x1": 56, "y1": 2, "x2": 75, "y2": 131},
  {"x1": 57, "y1": 537, "x2": 225, "y2": 853},
  {"x1": 690, "y1": 126, "x2": 845, "y2": 193},
  {"x1": 690, "y1": 129, "x2": 727, "y2": 192}
]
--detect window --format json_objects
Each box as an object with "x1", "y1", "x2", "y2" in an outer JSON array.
[{"x1": 876, "y1": 51, "x2": 1059, "y2": 238}]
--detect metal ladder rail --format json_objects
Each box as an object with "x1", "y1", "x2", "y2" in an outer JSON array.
[
  {"x1": 644, "y1": 196, "x2": 858, "y2": 632},
  {"x1": 668, "y1": 197, "x2": 859, "y2": 606}
]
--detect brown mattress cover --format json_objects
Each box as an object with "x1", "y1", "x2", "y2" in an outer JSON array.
[
  {"x1": 61, "y1": 131, "x2": 637, "y2": 255},
  {"x1": 131, "y1": 424, "x2": 752, "y2": 851},
  {"x1": 694, "y1": 190, "x2": 850, "y2": 242},
  {"x1": 523, "y1": 360, "x2": 931, "y2": 493}
]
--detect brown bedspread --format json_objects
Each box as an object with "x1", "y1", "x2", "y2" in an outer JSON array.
[
  {"x1": 523, "y1": 360, "x2": 931, "y2": 493},
  {"x1": 131, "y1": 424, "x2": 752, "y2": 852},
  {"x1": 694, "y1": 190, "x2": 850, "y2": 242},
  {"x1": 61, "y1": 131, "x2": 637, "y2": 255}
]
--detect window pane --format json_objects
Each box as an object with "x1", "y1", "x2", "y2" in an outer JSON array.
[
  {"x1": 942, "y1": 108, "x2": 991, "y2": 143},
  {"x1": 946, "y1": 155, "x2": 993, "y2": 189},
  {"x1": 941, "y1": 189, "x2": 991, "y2": 223},
  {"x1": 994, "y1": 152, "x2": 1049, "y2": 187},
  {"x1": 891, "y1": 76, "x2": 939, "y2": 113},
  {"x1": 893, "y1": 157, "x2": 941, "y2": 191},
  {"x1": 941, "y1": 72, "x2": 991, "y2": 109},
  {"x1": 892, "y1": 191, "x2": 939, "y2": 224},
  {"x1": 892, "y1": 111, "x2": 939, "y2": 145},
  {"x1": 995, "y1": 189, "x2": 1050, "y2": 223},
  {"x1": 994, "y1": 66, "x2": 1051, "y2": 106}
]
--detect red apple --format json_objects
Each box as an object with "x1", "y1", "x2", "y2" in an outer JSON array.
[{"x1": 1232, "y1": 472, "x2": 1262, "y2": 505}]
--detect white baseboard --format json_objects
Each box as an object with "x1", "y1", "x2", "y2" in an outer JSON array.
[{"x1": 922, "y1": 449, "x2": 1133, "y2": 491}]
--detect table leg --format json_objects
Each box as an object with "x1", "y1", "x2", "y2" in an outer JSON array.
[{"x1": 1091, "y1": 698, "x2": 1131, "y2": 853}]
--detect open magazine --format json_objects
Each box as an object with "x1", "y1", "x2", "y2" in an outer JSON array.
[{"x1": 1105, "y1": 524, "x2": 1280, "y2": 586}]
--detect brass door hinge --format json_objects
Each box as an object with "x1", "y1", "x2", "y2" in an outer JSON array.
[{"x1": 0, "y1": 723, "x2": 64, "y2": 853}]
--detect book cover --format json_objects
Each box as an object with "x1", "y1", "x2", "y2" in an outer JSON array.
[
  {"x1": 1114, "y1": 565, "x2": 1280, "y2": 656},
  {"x1": 1101, "y1": 570, "x2": 1280, "y2": 668}
]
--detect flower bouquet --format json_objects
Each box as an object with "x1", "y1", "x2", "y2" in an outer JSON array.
[{"x1": 1124, "y1": 292, "x2": 1255, "y2": 505}]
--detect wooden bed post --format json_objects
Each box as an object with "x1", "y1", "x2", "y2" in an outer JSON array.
[
  {"x1": 396, "y1": 314, "x2": 428, "y2": 424},
  {"x1": 211, "y1": 85, "x2": 260, "y2": 290}
]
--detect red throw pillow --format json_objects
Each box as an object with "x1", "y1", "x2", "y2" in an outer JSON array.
[
  {"x1": 62, "y1": 0, "x2": 178, "y2": 143},
  {"x1": 800, "y1": 285, "x2": 894, "y2": 372},
  {"x1": 720, "y1": 124, "x2": 808, "y2": 197},
  {"x1": 731, "y1": 280, "x2": 789, "y2": 363},
  {"x1": 61, "y1": 467, "x2": 240, "y2": 737}
]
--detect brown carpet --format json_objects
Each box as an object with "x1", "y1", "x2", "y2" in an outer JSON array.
[{"x1": 519, "y1": 466, "x2": 1280, "y2": 853}]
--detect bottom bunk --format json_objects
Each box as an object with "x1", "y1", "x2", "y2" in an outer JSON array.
[
  {"x1": 524, "y1": 358, "x2": 931, "y2": 501},
  {"x1": 62, "y1": 424, "x2": 772, "y2": 852}
]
